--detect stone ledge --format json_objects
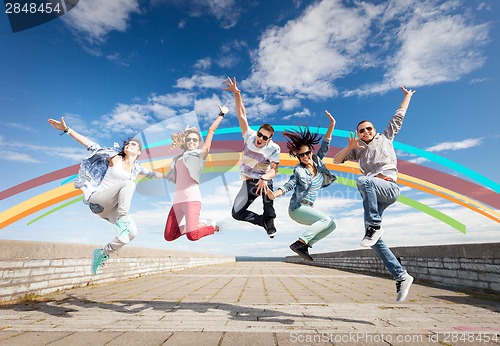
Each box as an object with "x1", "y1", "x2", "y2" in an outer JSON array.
[
  {"x1": 0, "y1": 239, "x2": 230, "y2": 260},
  {"x1": 0, "y1": 240, "x2": 235, "y2": 302}
]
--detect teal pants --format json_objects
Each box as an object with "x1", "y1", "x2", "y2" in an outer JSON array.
[{"x1": 288, "y1": 204, "x2": 336, "y2": 246}]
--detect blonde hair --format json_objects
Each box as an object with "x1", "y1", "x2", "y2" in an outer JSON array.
[{"x1": 171, "y1": 128, "x2": 202, "y2": 151}]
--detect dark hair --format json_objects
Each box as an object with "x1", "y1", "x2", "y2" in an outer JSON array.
[
  {"x1": 282, "y1": 127, "x2": 321, "y2": 158},
  {"x1": 258, "y1": 124, "x2": 275, "y2": 137},
  {"x1": 118, "y1": 137, "x2": 142, "y2": 158},
  {"x1": 356, "y1": 120, "x2": 371, "y2": 131}
]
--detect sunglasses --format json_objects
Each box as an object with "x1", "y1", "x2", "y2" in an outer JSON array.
[
  {"x1": 185, "y1": 137, "x2": 199, "y2": 143},
  {"x1": 297, "y1": 150, "x2": 312, "y2": 158},
  {"x1": 256, "y1": 132, "x2": 271, "y2": 141},
  {"x1": 358, "y1": 126, "x2": 373, "y2": 134},
  {"x1": 127, "y1": 142, "x2": 139, "y2": 147}
]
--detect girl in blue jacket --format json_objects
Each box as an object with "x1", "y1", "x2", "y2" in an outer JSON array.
[{"x1": 267, "y1": 111, "x2": 336, "y2": 261}]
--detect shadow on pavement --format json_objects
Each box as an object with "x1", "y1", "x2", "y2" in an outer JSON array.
[{"x1": 2, "y1": 295, "x2": 375, "y2": 326}]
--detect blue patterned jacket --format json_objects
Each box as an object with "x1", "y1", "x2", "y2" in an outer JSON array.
[{"x1": 74, "y1": 141, "x2": 157, "y2": 203}]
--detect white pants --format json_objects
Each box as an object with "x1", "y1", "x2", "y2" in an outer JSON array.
[{"x1": 88, "y1": 180, "x2": 138, "y2": 254}]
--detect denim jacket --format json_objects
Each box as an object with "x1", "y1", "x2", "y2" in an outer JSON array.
[
  {"x1": 74, "y1": 141, "x2": 157, "y2": 204},
  {"x1": 167, "y1": 149, "x2": 205, "y2": 184},
  {"x1": 279, "y1": 138, "x2": 336, "y2": 211}
]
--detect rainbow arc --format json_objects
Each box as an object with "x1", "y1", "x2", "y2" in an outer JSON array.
[{"x1": 1, "y1": 126, "x2": 499, "y2": 234}]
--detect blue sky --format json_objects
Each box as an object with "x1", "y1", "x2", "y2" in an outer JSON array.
[{"x1": 1, "y1": 0, "x2": 499, "y2": 258}]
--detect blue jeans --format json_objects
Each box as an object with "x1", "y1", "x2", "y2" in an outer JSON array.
[
  {"x1": 356, "y1": 176, "x2": 407, "y2": 280},
  {"x1": 288, "y1": 204, "x2": 336, "y2": 247}
]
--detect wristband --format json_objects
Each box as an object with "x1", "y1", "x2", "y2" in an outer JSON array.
[
  {"x1": 66, "y1": 128, "x2": 73, "y2": 135},
  {"x1": 59, "y1": 126, "x2": 70, "y2": 136},
  {"x1": 218, "y1": 111, "x2": 225, "y2": 117},
  {"x1": 260, "y1": 177, "x2": 269, "y2": 181}
]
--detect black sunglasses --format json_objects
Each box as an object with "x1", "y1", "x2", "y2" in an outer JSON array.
[
  {"x1": 185, "y1": 137, "x2": 199, "y2": 143},
  {"x1": 256, "y1": 131, "x2": 271, "y2": 141},
  {"x1": 358, "y1": 126, "x2": 373, "y2": 134},
  {"x1": 297, "y1": 150, "x2": 312, "y2": 158}
]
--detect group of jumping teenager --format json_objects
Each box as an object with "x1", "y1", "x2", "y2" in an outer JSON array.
[{"x1": 48, "y1": 77, "x2": 416, "y2": 303}]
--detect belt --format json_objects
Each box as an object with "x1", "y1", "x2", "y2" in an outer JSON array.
[
  {"x1": 376, "y1": 173, "x2": 395, "y2": 182},
  {"x1": 301, "y1": 200, "x2": 314, "y2": 206}
]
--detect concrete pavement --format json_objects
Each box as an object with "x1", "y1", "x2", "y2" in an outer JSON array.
[{"x1": 1, "y1": 261, "x2": 499, "y2": 345}]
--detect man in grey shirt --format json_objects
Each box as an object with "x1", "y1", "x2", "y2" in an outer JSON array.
[{"x1": 334, "y1": 86, "x2": 416, "y2": 302}]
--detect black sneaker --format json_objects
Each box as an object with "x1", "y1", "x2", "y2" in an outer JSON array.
[
  {"x1": 263, "y1": 219, "x2": 277, "y2": 238},
  {"x1": 289, "y1": 240, "x2": 313, "y2": 261}
]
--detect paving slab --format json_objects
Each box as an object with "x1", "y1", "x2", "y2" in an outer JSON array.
[{"x1": 0, "y1": 262, "x2": 499, "y2": 345}]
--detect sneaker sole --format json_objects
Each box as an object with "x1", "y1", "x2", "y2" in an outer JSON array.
[{"x1": 289, "y1": 245, "x2": 313, "y2": 261}]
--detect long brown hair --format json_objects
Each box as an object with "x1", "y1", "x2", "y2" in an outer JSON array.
[{"x1": 171, "y1": 128, "x2": 202, "y2": 152}]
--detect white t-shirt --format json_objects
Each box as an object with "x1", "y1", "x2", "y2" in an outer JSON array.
[{"x1": 239, "y1": 129, "x2": 280, "y2": 179}]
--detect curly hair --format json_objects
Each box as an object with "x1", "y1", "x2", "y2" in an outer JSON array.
[
  {"x1": 171, "y1": 128, "x2": 202, "y2": 151},
  {"x1": 282, "y1": 127, "x2": 321, "y2": 158}
]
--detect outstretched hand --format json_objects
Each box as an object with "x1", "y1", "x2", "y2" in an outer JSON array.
[
  {"x1": 218, "y1": 105, "x2": 229, "y2": 116},
  {"x1": 346, "y1": 132, "x2": 365, "y2": 150},
  {"x1": 48, "y1": 117, "x2": 67, "y2": 132},
  {"x1": 324, "y1": 110, "x2": 336, "y2": 125},
  {"x1": 255, "y1": 179, "x2": 270, "y2": 196},
  {"x1": 400, "y1": 86, "x2": 416, "y2": 96},
  {"x1": 223, "y1": 77, "x2": 240, "y2": 94}
]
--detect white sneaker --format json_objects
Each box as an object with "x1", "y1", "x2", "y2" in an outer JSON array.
[
  {"x1": 202, "y1": 219, "x2": 221, "y2": 232},
  {"x1": 396, "y1": 275, "x2": 414, "y2": 303},
  {"x1": 360, "y1": 225, "x2": 384, "y2": 247}
]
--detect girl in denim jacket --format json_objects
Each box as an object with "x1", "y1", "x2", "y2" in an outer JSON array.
[
  {"x1": 164, "y1": 105, "x2": 227, "y2": 242},
  {"x1": 267, "y1": 111, "x2": 336, "y2": 261},
  {"x1": 48, "y1": 117, "x2": 167, "y2": 275}
]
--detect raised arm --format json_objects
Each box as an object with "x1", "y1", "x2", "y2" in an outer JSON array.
[
  {"x1": 48, "y1": 117, "x2": 92, "y2": 148},
  {"x1": 324, "y1": 110, "x2": 336, "y2": 139},
  {"x1": 223, "y1": 77, "x2": 249, "y2": 135},
  {"x1": 399, "y1": 86, "x2": 416, "y2": 112},
  {"x1": 200, "y1": 105, "x2": 228, "y2": 159}
]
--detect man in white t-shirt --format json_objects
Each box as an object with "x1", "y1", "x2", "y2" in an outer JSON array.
[{"x1": 224, "y1": 77, "x2": 281, "y2": 238}]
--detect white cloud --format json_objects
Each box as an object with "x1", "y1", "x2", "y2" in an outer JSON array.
[
  {"x1": 426, "y1": 138, "x2": 483, "y2": 152},
  {"x1": 243, "y1": 97, "x2": 281, "y2": 121},
  {"x1": 281, "y1": 98, "x2": 301, "y2": 111},
  {"x1": 243, "y1": 0, "x2": 489, "y2": 99},
  {"x1": 63, "y1": 0, "x2": 141, "y2": 44},
  {"x1": 106, "y1": 53, "x2": 132, "y2": 67},
  {"x1": 194, "y1": 94, "x2": 224, "y2": 125},
  {"x1": 283, "y1": 108, "x2": 311, "y2": 121},
  {"x1": 3, "y1": 151, "x2": 41, "y2": 164},
  {"x1": 408, "y1": 157, "x2": 430, "y2": 165},
  {"x1": 175, "y1": 74, "x2": 224, "y2": 90},
  {"x1": 247, "y1": 0, "x2": 373, "y2": 98},
  {"x1": 194, "y1": 58, "x2": 212, "y2": 70},
  {"x1": 94, "y1": 91, "x2": 200, "y2": 135},
  {"x1": 2, "y1": 123, "x2": 37, "y2": 132},
  {"x1": 215, "y1": 40, "x2": 247, "y2": 69},
  {"x1": 0, "y1": 133, "x2": 86, "y2": 163},
  {"x1": 349, "y1": 0, "x2": 490, "y2": 95}
]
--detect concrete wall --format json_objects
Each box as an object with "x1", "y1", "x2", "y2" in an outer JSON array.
[
  {"x1": 286, "y1": 243, "x2": 500, "y2": 293},
  {"x1": 0, "y1": 240, "x2": 235, "y2": 302}
]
